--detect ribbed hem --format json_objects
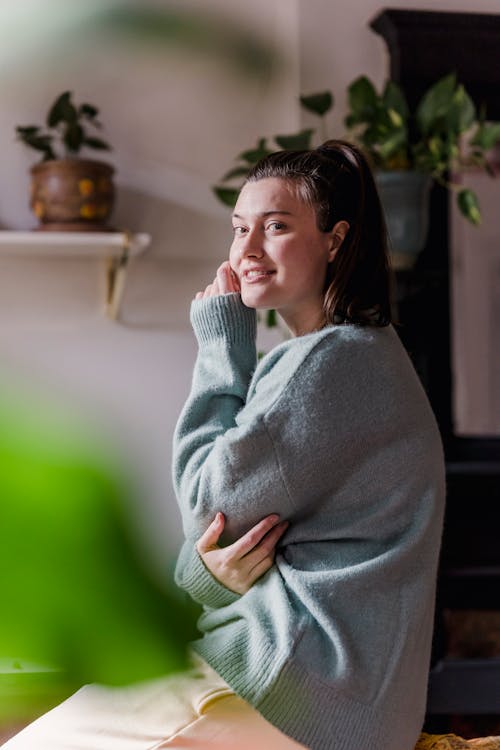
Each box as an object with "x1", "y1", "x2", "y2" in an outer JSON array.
[
  {"x1": 190, "y1": 293, "x2": 256, "y2": 346},
  {"x1": 192, "y1": 632, "x2": 422, "y2": 750},
  {"x1": 179, "y1": 547, "x2": 241, "y2": 608}
]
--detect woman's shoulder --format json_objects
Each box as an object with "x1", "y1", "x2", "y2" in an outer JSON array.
[{"x1": 256, "y1": 323, "x2": 400, "y2": 378}]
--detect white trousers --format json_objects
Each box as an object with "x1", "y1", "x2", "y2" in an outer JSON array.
[{"x1": 1, "y1": 655, "x2": 307, "y2": 750}]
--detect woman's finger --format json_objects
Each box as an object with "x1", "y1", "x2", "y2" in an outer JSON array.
[
  {"x1": 244, "y1": 521, "x2": 289, "y2": 566},
  {"x1": 230, "y1": 267, "x2": 241, "y2": 292},
  {"x1": 246, "y1": 554, "x2": 275, "y2": 584},
  {"x1": 216, "y1": 262, "x2": 233, "y2": 294},
  {"x1": 209, "y1": 277, "x2": 220, "y2": 297},
  {"x1": 229, "y1": 514, "x2": 281, "y2": 558},
  {"x1": 196, "y1": 512, "x2": 225, "y2": 554}
]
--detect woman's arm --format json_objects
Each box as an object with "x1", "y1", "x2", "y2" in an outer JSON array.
[
  {"x1": 174, "y1": 513, "x2": 288, "y2": 608},
  {"x1": 172, "y1": 265, "x2": 294, "y2": 543},
  {"x1": 197, "y1": 512, "x2": 289, "y2": 595}
]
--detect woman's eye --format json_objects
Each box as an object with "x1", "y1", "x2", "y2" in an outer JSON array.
[
  {"x1": 268, "y1": 221, "x2": 285, "y2": 231},
  {"x1": 232, "y1": 226, "x2": 247, "y2": 236}
]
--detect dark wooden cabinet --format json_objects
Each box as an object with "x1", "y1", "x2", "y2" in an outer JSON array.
[{"x1": 370, "y1": 9, "x2": 500, "y2": 724}]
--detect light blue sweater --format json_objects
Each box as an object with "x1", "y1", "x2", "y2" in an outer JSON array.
[{"x1": 172, "y1": 293, "x2": 445, "y2": 750}]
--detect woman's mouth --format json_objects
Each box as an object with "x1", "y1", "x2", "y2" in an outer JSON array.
[{"x1": 242, "y1": 268, "x2": 275, "y2": 283}]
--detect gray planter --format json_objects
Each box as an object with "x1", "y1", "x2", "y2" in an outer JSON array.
[{"x1": 375, "y1": 171, "x2": 432, "y2": 269}]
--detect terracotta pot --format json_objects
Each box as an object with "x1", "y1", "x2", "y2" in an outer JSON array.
[{"x1": 30, "y1": 159, "x2": 115, "y2": 231}]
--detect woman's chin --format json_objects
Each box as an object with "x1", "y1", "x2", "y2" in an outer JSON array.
[{"x1": 241, "y1": 289, "x2": 275, "y2": 310}]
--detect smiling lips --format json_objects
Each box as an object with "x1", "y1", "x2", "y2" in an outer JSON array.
[{"x1": 242, "y1": 267, "x2": 276, "y2": 283}]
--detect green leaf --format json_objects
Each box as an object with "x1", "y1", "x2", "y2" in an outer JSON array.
[
  {"x1": 80, "y1": 103, "x2": 99, "y2": 119},
  {"x1": 470, "y1": 122, "x2": 500, "y2": 150},
  {"x1": 377, "y1": 129, "x2": 407, "y2": 161},
  {"x1": 0, "y1": 390, "x2": 195, "y2": 695},
  {"x1": 16, "y1": 126, "x2": 40, "y2": 136},
  {"x1": 299, "y1": 91, "x2": 333, "y2": 116},
  {"x1": 275, "y1": 129, "x2": 314, "y2": 150},
  {"x1": 83, "y1": 137, "x2": 111, "y2": 151},
  {"x1": 47, "y1": 91, "x2": 77, "y2": 127},
  {"x1": 213, "y1": 186, "x2": 239, "y2": 207},
  {"x1": 265, "y1": 309, "x2": 277, "y2": 328},
  {"x1": 64, "y1": 123, "x2": 84, "y2": 152},
  {"x1": 347, "y1": 76, "x2": 378, "y2": 119},
  {"x1": 447, "y1": 85, "x2": 476, "y2": 135},
  {"x1": 238, "y1": 138, "x2": 271, "y2": 164},
  {"x1": 415, "y1": 73, "x2": 457, "y2": 136},
  {"x1": 221, "y1": 165, "x2": 251, "y2": 182},
  {"x1": 457, "y1": 188, "x2": 481, "y2": 225},
  {"x1": 387, "y1": 108, "x2": 403, "y2": 128},
  {"x1": 382, "y1": 80, "x2": 409, "y2": 120}
]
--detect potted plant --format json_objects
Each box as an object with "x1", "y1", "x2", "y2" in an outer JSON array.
[
  {"x1": 344, "y1": 72, "x2": 500, "y2": 267},
  {"x1": 214, "y1": 75, "x2": 500, "y2": 268},
  {"x1": 16, "y1": 91, "x2": 114, "y2": 231}
]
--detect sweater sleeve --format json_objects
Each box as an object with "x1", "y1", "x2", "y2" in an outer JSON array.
[{"x1": 172, "y1": 294, "x2": 295, "y2": 607}]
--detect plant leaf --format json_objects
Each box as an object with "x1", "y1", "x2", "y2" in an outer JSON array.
[
  {"x1": 238, "y1": 138, "x2": 271, "y2": 164},
  {"x1": 447, "y1": 84, "x2": 476, "y2": 135},
  {"x1": 470, "y1": 122, "x2": 500, "y2": 150},
  {"x1": 265, "y1": 309, "x2": 277, "y2": 327},
  {"x1": 220, "y1": 165, "x2": 251, "y2": 182},
  {"x1": 457, "y1": 188, "x2": 481, "y2": 225},
  {"x1": 347, "y1": 76, "x2": 378, "y2": 120},
  {"x1": 64, "y1": 123, "x2": 84, "y2": 153},
  {"x1": 80, "y1": 103, "x2": 99, "y2": 118},
  {"x1": 382, "y1": 80, "x2": 409, "y2": 120},
  {"x1": 16, "y1": 126, "x2": 40, "y2": 136},
  {"x1": 415, "y1": 73, "x2": 457, "y2": 136},
  {"x1": 47, "y1": 91, "x2": 77, "y2": 127},
  {"x1": 213, "y1": 186, "x2": 239, "y2": 207},
  {"x1": 275, "y1": 129, "x2": 314, "y2": 150},
  {"x1": 299, "y1": 91, "x2": 333, "y2": 116}
]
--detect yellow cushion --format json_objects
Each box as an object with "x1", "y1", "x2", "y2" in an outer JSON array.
[{"x1": 416, "y1": 734, "x2": 500, "y2": 749}]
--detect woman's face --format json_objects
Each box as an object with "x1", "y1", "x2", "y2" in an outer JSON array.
[{"x1": 229, "y1": 177, "x2": 342, "y2": 336}]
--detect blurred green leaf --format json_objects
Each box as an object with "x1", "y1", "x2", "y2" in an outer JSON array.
[
  {"x1": 213, "y1": 186, "x2": 239, "y2": 207},
  {"x1": 470, "y1": 122, "x2": 500, "y2": 150},
  {"x1": 447, "y1": 85, "x2": 476, "y2": 134},
  {"x1": 457, "y1": 188, "x2": 481, "y2": 225},
  {"x1": 96, "y1": 6, "x2": 276, "y2": 77},
  {"x1": 299, "y1": 91, "x2": 333, "y2": 116},
  {"x1": 382, "y1": 81, "x2": 409, "y2": 120},
  {"x1": 275, "y1": 129, "x2": 314, "y2": 150},
  {"x1": 266, "y1": 309, "x2": 277, "y2": 327},
  {"x1": 238, "y1": 138, "x2": 271, "y2": 164},
  {"x1": 221, "y1": 165, "x2": 251, "y2": 182},
  {"x1": 47, "y1": 91, "x2": 77, "y2": 128},
  {"x1": 0, "y1": 388, "x2": 195, "y2": 708},
  {"x1": 79, "y1": 103, "x2": 99, "y2": 119},
  {"x1": 347, "y1": 76, "x2": 378, "y2": 120},
  {"x1": 415, "y1": 73, "x2": 457, "y2": 136},
  {"x1": 63, "y1": 122, "x2": 84, "y2": 152}
]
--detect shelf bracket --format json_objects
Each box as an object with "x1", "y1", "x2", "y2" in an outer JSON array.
[{"x1": 105, "y1": 232, "x2": 132, "y2": 320}]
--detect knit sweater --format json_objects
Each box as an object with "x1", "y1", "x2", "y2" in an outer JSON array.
[{"x1": 172, "y1": 293, "x2": 445, "y2": 750}]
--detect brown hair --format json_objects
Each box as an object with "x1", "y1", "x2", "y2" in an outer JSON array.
[{"x1": 245, "y1": 139, "x2": 392, "y2": 326}]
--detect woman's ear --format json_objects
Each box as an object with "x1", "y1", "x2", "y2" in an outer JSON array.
[{"x1": 328, "y1": 220, "x2": 350, "y2": 262}]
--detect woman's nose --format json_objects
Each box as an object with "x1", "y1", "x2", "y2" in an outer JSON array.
[{"x1": 240, "y1": 229, "x2": 264, "y2": 258}]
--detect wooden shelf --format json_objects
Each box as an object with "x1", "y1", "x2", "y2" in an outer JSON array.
[{"x1": 0, "y1": 230, "x2": 151, "y2": 319}]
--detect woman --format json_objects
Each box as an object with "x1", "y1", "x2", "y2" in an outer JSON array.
[
  {"x1": 2, "y1": 140, "x2": 445, "y2": 750},
  {"x1": 172, "y1": 140, "x2": 445, "y2": 749}
]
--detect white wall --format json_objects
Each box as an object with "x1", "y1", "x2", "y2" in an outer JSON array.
[{"x1": 1, "y1": 0, "x2": 499, "y2": 573}]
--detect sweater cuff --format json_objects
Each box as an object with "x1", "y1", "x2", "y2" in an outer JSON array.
[
  {"x1": 179, "y1": 546, "x2": 242, "y2": 608},
  {"x1": 190, "y1": 293, "x2": 257, "y2": 347}
]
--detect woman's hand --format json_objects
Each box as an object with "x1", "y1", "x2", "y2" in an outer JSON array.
[
  {"x1": 195, "y1": 261, "x2": 240, "y2": 300},
  {"x1": 196, "y1": 512, "x2": 289, "y2": 595}
]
